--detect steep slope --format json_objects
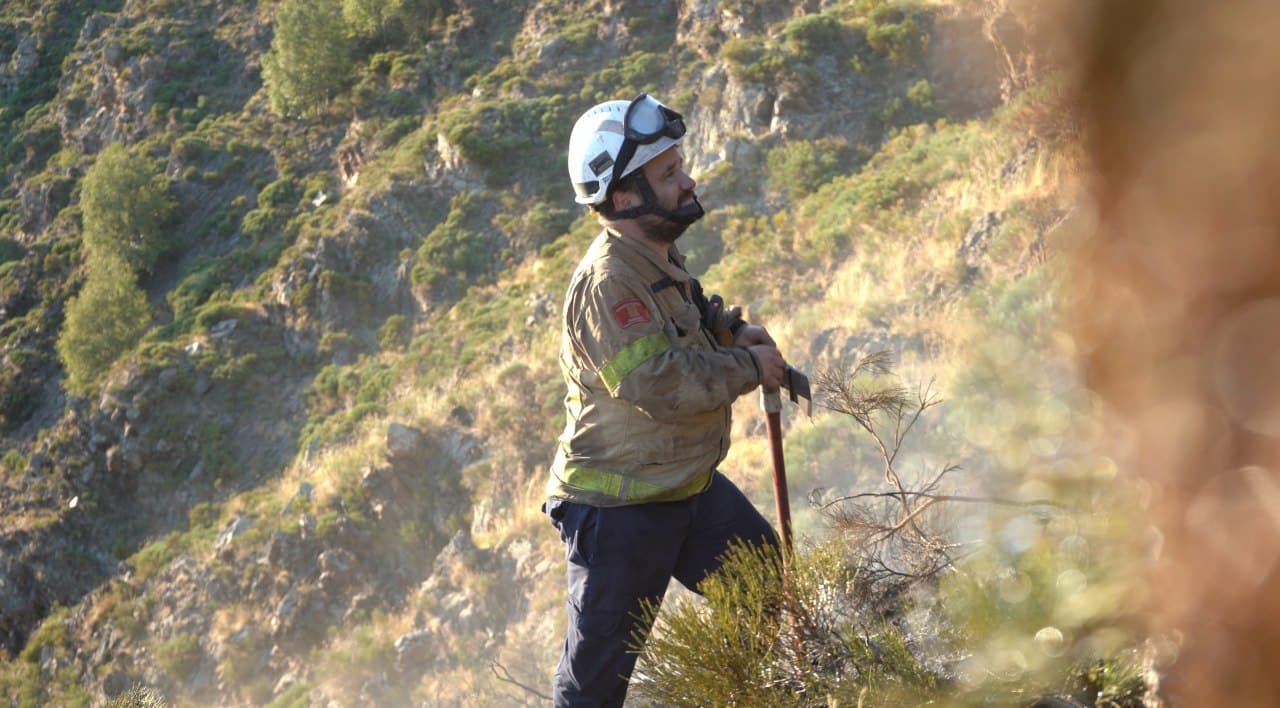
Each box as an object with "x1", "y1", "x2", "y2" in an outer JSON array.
[{"x1": 0, "y1": 0, "x2": 1081, "y2": 705}]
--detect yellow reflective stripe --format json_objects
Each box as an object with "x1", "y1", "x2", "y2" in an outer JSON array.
[
  {"x1": 627, "y1": 474, "x2": 711, "y2": 502},
  {"x1": 559, "y1": 463, "x2": 624, "y2": 498},
  {"x1": 598, "y1": 333, "x2": 669, "y2": 394},
  {"x1": 559, "y1": 462, "x2": 712, "y2": 503}
]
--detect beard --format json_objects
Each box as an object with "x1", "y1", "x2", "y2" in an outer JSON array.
[{"x1": 644, "y1": 193, "x2": 705, "y2": 244}]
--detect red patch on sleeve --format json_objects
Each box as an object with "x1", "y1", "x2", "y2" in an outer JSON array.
[{"x1": 611, "y1": 297, "x2": 652, "y2": 329}]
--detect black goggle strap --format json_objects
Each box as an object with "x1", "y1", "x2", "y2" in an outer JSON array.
[{"x1": 608, "y1": 171, "x2": 703, "y2": 227}]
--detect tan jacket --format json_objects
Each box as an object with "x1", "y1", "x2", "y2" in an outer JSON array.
[{"x1": 546, "y1": 229, "x2": 761, "y2": 507}]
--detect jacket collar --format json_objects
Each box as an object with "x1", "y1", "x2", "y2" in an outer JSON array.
[{"x1": 603, "y1": 229, "x2": 690, "y2": 284}]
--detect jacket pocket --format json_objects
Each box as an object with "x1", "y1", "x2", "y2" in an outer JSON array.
[{"x1": 556, "y1": 502, "x2": 599, "y2": 566}]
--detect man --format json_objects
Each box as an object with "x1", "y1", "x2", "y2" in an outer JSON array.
[{"x1": 544, "y1": 93, "x2": 787, "y2": 706}]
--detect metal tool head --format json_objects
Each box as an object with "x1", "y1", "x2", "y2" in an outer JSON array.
[{"x1": 781, "y1": 366, "x2": 812, "y2": 417}]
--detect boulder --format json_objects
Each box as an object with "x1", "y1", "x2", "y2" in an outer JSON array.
[{"x1": 385, "y1": 423, "x2": 427, "y2": 466}]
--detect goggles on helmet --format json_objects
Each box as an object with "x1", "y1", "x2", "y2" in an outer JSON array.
[
  {"x1": 610, "y1": 93, "x2": 687, "y2": 189},
  {"x1": 624, "y1": 93, "x2": 686, "y2": 144}
]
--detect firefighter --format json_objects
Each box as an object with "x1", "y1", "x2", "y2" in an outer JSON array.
[{"x1": 544, "y1": 93, "x2": 786, "y2": 706}]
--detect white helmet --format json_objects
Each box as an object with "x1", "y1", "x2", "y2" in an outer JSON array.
[{"x1": 567, "y1": 94, "x2": 688, "y2": 206}]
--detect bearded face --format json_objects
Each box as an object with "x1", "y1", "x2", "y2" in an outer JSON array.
[{"x1": 641, "y1": 191, "x2": 703, "y2": 244}]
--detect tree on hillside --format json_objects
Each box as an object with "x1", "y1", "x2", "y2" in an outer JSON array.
[
  {"x1": 56, "y1": 253, "x2": 151, "y2": 397},
  {"x1": 80, "y1": 142, "x2": 176, "y2": 275},
  {"x1": 262, "y1": 0, "x2": 352, "y2": 117},
  {"x1": 343, "y1": 0, "x2": 445, "y2": 47}
]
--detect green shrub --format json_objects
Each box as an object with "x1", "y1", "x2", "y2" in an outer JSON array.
[
  {"x1": 492, "y1": 200, "x2": 573, "y2": 253},
  {"x1": 265, "y1": 682, "x2": 311, "y2": 708},
  {"x1": 437, "y1": 96, "x2": 568, "y2": 179},
  {"x1": 411, "y1": 194, "x2": 491, "y2": 296},
  {"x1": 876, "y1": 79, "x2": 942, "y2": 129},
  {"x1": 172, "y1": 134, "x2": 214, "y2": 162},
  {"x1": 203, "y1": 200, "x2": 244, "y2": 238},
  {"x1": 0, "y1": 351, "x2": 39, "y2": 430},
  {"x1": 257, "y1": 175, "x2": 301, "y2": 209},
  {"x1": 168, "y1": 262, "x2": 230, "y2": 322},
  {"x1": 108, "y1": 686, "x2": 168, "y2": 707},
  {"x1": 784, "y1": 13, "x2": 846, "y2": 57},
  {"x1": 1, "y1": 449, "x2": 27, "y2": 476},
  {"x1": 19, "y1": 122, "x2": 60, "y2": 167},
  {"x1": 186, "y1": 501, "x2": 220, "y2": 530},
  {"x1": 309, "y1": 363, "x2": 361, "y2": 409},
  {"x1": 907, "y1": 78, "x2": 936, "y2": 113},
  {"x1": 300, "y1": 401, "x2": 385, "y2": 451},
  {"x1": 377, "y1": 314, "x2": 410, "y2": 350},
  {"x1": 213, "y1": 352, "x2": 260, "y2": 383},
  {"x1": 355, "y1": 364, "x2": 393, "y2": 405},
  {"x1": 240, "y1": 206, "x2": 290, "y2": 242},
  {"x1": 387, "y1": 53, "x2": 419, "y2": 85},
  {"x1": 154, "y1": 633, "x2": 202, "y2": 679},
  {"x1": 80, "y1": 142, "x2": 176, "y2": 275},
  {"x1": 864, "y1": 3, "x2": 928, "y2": 64},
  {"x1": 879, "y1": 94, "x2": 904, "y2": 126},
  {"x1": 318, "y1": 270, "x2": 373, "y2": 313},
  {"x1": 57, "y1": 254, "x2": 151, "y2": 396},
  {"x1": 575, "y1": 50, "x2": 668, "y2": 103},
  {"x1": 719, "y1": 38, "x2": 789, "y2": 84},
  {"x1": 301, "y1": 172, "x2": 336, "y2": 204},
  {"x1": 19, "y1": 606, "x2": 72, "y2": 663},
  {"x1": 0, "y1": 236, "x2": 24, "y2": 265},
  {"x1": 193, "y1": 301, "x2": 255, "y2": 332},
  {"x1": 0, "y1": 199, "x2": 17, "y2": 234},
  {"x1": 375, "y1": 115, "x2": 419, "y2": 145},
  {"x1": 766, "y1": 137, "x2": 851, "y2": 202},
  {"x1": 633, "y1": 541, "x2": 939, "y2": 705},
  {"x1": 131, "y1": 532, "x2": 183, "y2": 579}
]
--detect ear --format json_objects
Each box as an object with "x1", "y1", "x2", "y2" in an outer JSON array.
[{"x1": 610, "y1": 185, "x2": 635, "y2": 211}]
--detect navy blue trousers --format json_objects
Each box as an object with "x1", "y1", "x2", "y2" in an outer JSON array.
[{"x1": 546, "y1": 471, "x2": 779, "y2": 707}]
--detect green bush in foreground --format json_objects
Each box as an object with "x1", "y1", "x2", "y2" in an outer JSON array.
[{"x1": 632, "y1": 540, "x2": 939, "y2": 706}]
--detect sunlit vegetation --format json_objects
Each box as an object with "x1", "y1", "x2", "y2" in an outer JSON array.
[
  {"x1": 0, "y1": 0, "x2": 1146, "y2": 705},
  {"x1": 56, "y1": 253, "x2": 151, "y2": 396},
  {"x1": 261, "y1": 0, "x2": 351, "y2": 117}
]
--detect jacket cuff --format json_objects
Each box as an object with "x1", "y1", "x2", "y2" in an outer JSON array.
[{"x1": 736, "y1": 346, "x2": 762, "y2": 391}]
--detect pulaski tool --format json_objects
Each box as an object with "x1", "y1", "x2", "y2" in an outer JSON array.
[{"x1": 761, "y1": 365, "x2": 812, "y2": 558}]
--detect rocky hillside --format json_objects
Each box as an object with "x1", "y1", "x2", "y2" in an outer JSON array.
[{"x1": 0, "y1": 0, "x2": 1101, "y2": 705}]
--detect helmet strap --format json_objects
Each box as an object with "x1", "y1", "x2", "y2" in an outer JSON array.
[{"x1": 608, "y1": 173, "x2": 704, "y2": 226}]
